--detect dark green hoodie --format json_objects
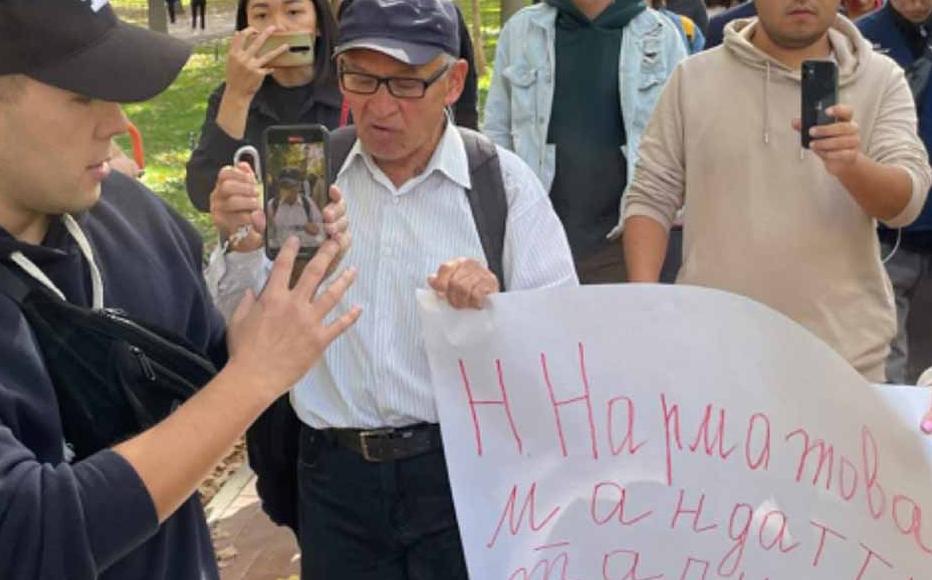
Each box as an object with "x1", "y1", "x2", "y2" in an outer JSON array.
[{"x1": 545, "y1": 0, "x2": 645, "y2": 262}]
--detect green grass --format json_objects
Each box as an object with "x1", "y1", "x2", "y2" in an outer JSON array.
[
  {"x1": 115, "y1": 42, "x2": 229, "y2": 238},
  {"x1": 111, "y1": 0, "x2": 515, "y2": 239}
]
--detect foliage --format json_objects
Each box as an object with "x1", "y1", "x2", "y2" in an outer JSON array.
[
  {"x1": 115, "y1": 42, "x2": 229, "y2": 238},
  {"x1": 111, "y1": 0, "x2": 510, "y2": 240}
]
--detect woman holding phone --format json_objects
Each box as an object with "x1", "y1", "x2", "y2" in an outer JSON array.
[{"x1": 185, "y1": 0, "x2": 341, "y2": 212}]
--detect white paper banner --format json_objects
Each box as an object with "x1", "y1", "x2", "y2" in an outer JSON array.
[{"x1": 417, "y1": 285, "x2": 932, "y2": 580}]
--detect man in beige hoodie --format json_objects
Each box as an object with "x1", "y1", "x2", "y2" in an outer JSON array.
[{"x1": 621, "y1": 0, "x2": 932, "y2": 383}]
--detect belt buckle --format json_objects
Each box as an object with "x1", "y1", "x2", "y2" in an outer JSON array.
[{"x1": 359, "y1": 428, "x2": 394, "y2": 462}]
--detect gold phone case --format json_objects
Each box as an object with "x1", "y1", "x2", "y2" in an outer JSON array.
[{"x1": 258, "y1": 32, "x2": 314, "y2": 68}]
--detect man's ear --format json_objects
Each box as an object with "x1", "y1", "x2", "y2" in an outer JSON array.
[{"x1": 443, "y1": 59, "x2": 469, "y2": 107}]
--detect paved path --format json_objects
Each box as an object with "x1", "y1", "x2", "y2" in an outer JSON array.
[{"x1": 207, "y1": 465, "x2": 301, "y2": 580}]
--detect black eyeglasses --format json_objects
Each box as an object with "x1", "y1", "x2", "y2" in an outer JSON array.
[{"x1": 339, "y1": 63, "x2": 452, "y2": 99}]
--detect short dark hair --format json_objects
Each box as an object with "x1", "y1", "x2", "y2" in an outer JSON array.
[{"x1": 235, "y1": 0, "x2": 338, "y2": 84}]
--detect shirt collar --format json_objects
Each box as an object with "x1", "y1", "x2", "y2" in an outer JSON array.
[{"x1": 340, "y1": 115, "x2": 471, "y2": 194}]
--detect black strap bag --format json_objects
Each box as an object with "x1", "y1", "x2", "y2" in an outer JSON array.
[{"x1": 0, "y1": 263, "x2": 217, "y2": 461}]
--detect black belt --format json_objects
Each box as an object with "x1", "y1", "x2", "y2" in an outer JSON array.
[{"x1": 320, "y1": 423, "x2": 442, "y2": 462}]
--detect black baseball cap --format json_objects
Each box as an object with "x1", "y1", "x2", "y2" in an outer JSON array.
[
  {"x1": 0, "y1": 0, "x2": 192, "y2": 103},
  {"x1": 334, "y1": 0, "x2": 460, "y2": 66}
]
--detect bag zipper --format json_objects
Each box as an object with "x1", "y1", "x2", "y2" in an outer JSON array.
[{"x1": 129, "y1": 345, "x2": 157, "y2": 381}]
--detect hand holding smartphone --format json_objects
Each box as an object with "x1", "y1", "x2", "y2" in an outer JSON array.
[
  {"x1": 262, "y1": 124, "x2": 331, "y2": 260},
  {"x1": 801, "y1": 60, "x2": 838, "y2": 149},
  {"x1": 256, "y1": 32, "x2": 315, "y2": 68}
]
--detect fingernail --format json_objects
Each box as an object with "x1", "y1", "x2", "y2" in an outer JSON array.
[{"x1": 922, "y1": 419, "x2": 932, "y2": 434}]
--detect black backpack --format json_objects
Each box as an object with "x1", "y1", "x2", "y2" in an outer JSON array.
[
  {"x1": 247, "y1": 126, "x2": 508, "y2": 532},
  {"x1": 0, "y1": 263, "x2": 217, "y2": 462}
]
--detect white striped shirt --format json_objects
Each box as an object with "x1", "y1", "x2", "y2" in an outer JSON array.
[{"x1": 209, "y1": 123, "x2": 577, "y2": 428}]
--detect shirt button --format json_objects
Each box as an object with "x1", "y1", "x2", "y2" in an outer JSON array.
[
  {"x1": 383, "y1": 246, "x2": 393, "y2": 257},
  {"x1": 392, "y1": 197, "x2": 401, "y2": 205}
]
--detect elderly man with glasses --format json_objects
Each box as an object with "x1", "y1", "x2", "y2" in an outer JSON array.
[{"x1": 209, "y1": 0, "x2": 577, "y2": 577}]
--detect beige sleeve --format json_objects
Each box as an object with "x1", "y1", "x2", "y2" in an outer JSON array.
[
  {"x1": 620, "y1": 64, "x2": 687, "y2": 232},
  {"x1": 866, "y1": 62, "x2": 932, "y2": 229}
]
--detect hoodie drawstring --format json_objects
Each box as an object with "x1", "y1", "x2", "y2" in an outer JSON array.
[
  {"x1": 9, "y1": 214, "x2": 104, "y2": 310},
  {"x1": 763, "y1": 61, "x2": 771, "y2": 145}
]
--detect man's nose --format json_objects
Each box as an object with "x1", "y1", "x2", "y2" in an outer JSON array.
[
  {"x1": 366, "y1": 82, "x2": 400, "y2": 116},
  {"x1": 97, "y1": 102, "x2": 130, "y2": 141}
]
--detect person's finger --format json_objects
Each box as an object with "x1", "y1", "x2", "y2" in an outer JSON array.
[
  {"x1": 220, "y1": 180, "x2": 260, "y2": 200},
  {"x1": 825, "y1": 104, "x2": 854, "y2": 122},
  {"x1": 244, "y1": 25, "x2": 277, "y2": 58},
  {"x1": 216, "y1": 165, "x2": 242, "y2": 185},
  {"x1": 466, "y1": 272, "x2": 499, "y2": 309},
  {"x1": 229, "y1": 28, "x2": 252, "y2": 53},
  {"x1": 230, "y1": 288, "x2": 257, "y2": 330},
  {"x1": 255, "y1": 43, "x2": 290, "y2": 68},
  {"x1": 809, "y1": 121, "x2": 859, "y2": 139},
  {"x1": 237, "y1": 160, "x2": 257, "y2": 177},
  {"x1": 294, "y1": 240, "x2": 341, "y2": 301},
  {"x1": 266, "y1": 237, "x2": 300, "y2": 293},
  {"x1": 921, "y1": 405, "x2": 932, "y2": 434},
  {"x1": 329, "y1": 185, "x2": 344, "y2": 204},
  {"x1": 430, "y1": 259, "x2": 464, "y2": 293},
  {"x1": 818, "y1": 150, "x2": 860, "y2": 163},
  {"x1": 809, "y1": 135, "x2": 861, "y2": 153},
  {"x1": 322, "y1": 305, "x2": 363, "y2": 344},
  {"x1": 323, "y1": 196, "x2": 346, "y2": 223},
  {"x1": 790, "y1": 118, "x2": 802, "y2": 131},
  {"x1": 447, "y1": 266, "x2": 481, "y2": 308},
  {"x1": 250, "y1": 209, "x2": 267, "y2": 234},
  {"x1": 311, "y1": 267, "x2": 358, "y2": 319},
  {"x1": 216, "y1": 193, "x2": 262, "y2": 214},
  {"x1": 324, "y1": 215, "x2": 348, "y2": 237}
]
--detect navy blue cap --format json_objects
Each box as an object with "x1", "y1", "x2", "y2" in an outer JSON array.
[
  {"x1": 335, "y1": 0, "x2": 460, "y2": 66},
  {"x1": 0, "y1": 0, "x2": 191, "y2": 102}
]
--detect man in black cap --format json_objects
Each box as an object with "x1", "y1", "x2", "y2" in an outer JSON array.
[
  {"x1": 212, "y1": 0, "x2": 577, "y2": 577},
  {"x1": 0, "y1": 1, "x2": 358, "y2": 578}
]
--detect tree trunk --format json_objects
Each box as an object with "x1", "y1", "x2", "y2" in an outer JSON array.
[
  {"x1": 500, "y1": 0, "x2": 525, "y2": 27},
  {"x1": 148, "y1": 0, "x2": 169, "y2": 33},
  {"x1": 470, "y1": 0, "x2": 486, "y2": 76}
]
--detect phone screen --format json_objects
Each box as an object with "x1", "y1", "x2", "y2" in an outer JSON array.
[{"x1": 263, "y1": 125, "x2": 329, "y2": 259}]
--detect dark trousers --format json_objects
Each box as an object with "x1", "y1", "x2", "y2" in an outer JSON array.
[
  {"x1": 191, "y1": 0, "x2": 205, "y2": 29},
  {"x1": 576, "y1": 241, "x2": 627, "y2": 284},
  {"x1": 166, "y1": 0, "x2": 176, "y2": 23},
  {"x1": 297, "y1": 425, "x2": 469, "y2": 579}
]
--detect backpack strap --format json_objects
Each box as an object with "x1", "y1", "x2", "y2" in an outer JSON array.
[
  {"x1": 327, "y1": 125, "x2": 508, "y2": 291},
  {"x1": 328, "y1": 126, "x2": 358, "y2": 184},
  {"x1": 300, "y1": 194, "x2": 313, "y2": 221},
  {"x1": 458, "y1": 127, "x2": 508, "y2": 291}
]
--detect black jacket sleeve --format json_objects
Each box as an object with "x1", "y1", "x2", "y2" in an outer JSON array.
[
  {"x1": 185, "y1": 84, "x2": 248, "y2": 213},
  {"x1": 454, "y1": 5, "x2": 480, "y2": 130}
]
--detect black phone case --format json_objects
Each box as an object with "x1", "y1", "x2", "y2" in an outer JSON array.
[
  {"x1": 261, "y1": 124, "x2": 331, "y2": 260},
  {"x1": 801, "y1": 60, "x2": 838, "y2": 149}
]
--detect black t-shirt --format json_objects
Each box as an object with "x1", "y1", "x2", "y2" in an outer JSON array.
[{"x1": 265, "y1": 79, "x2": 317, "y2": 125}]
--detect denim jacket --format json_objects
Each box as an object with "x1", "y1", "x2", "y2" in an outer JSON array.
[{"x1": 483, "y1": 5, "x2": 686, "y2": 196}]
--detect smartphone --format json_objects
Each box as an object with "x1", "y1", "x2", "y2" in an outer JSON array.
[
  {"x1": 257, "y1": 31, "x2": 315, "y2": 68},
  {"x1": 801, "y1": 60, "x2": 838, "y2": 149},
  {"x1": 262, "y1": 125, "x2": 330, "y2": 260}
]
